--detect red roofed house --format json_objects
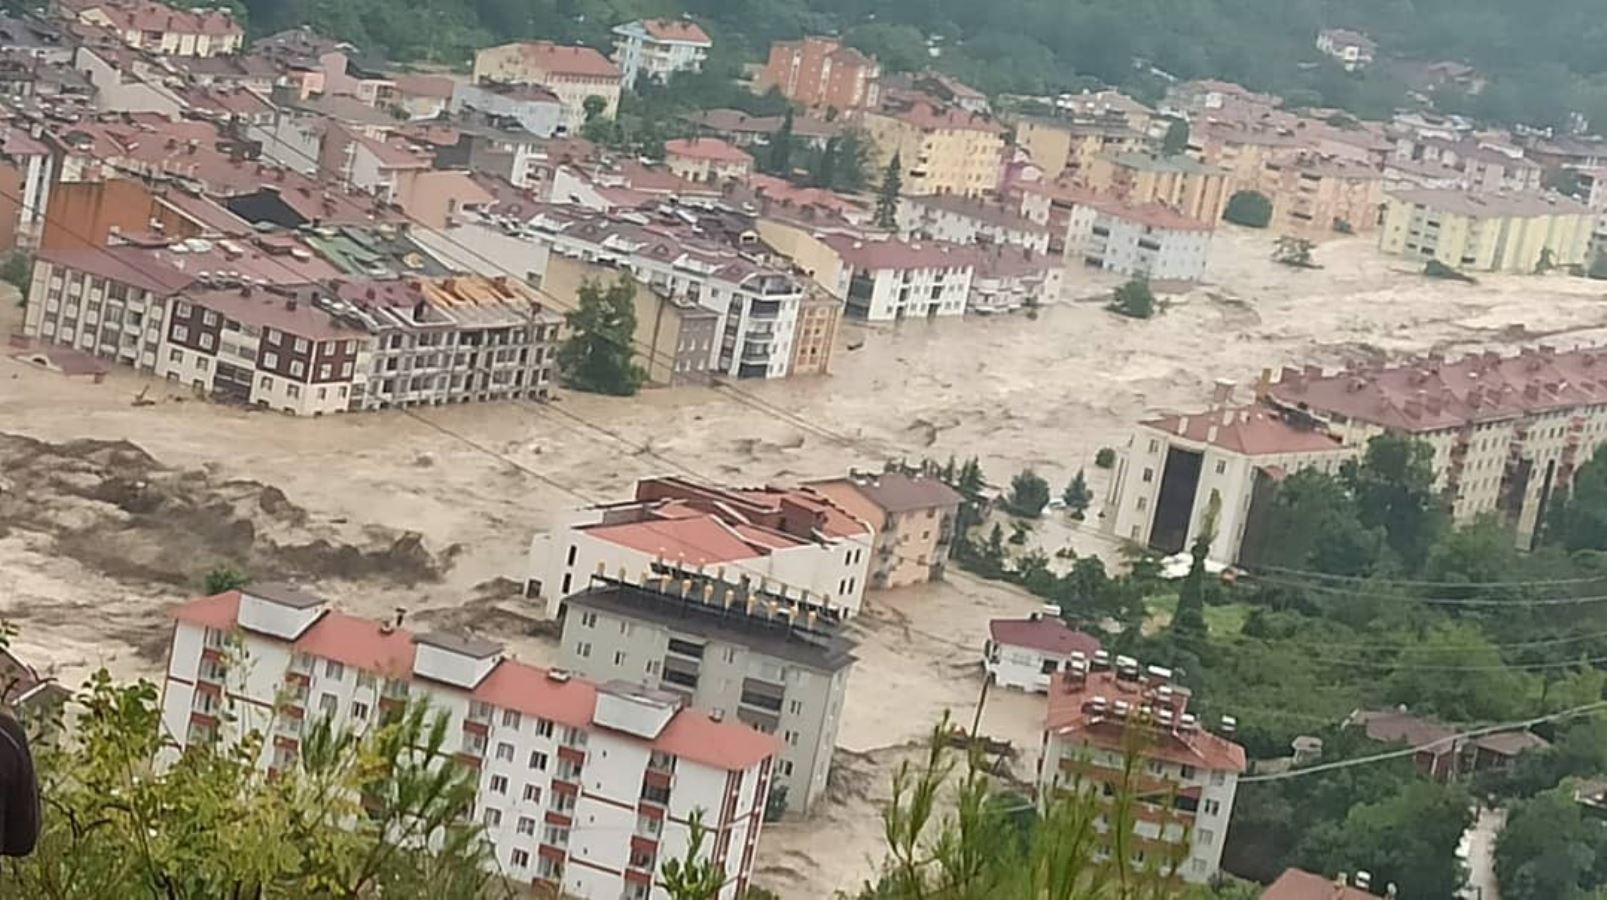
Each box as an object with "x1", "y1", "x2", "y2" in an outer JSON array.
[
  {"x1": 663, "y1": 137, "x2": 753, "y2": 184},
  {"x1": 985, "y1": 609, "x2": 1102, "y2": 692},
  {"x1": 1109, "y1": 401, "x2": 1355, "y2": 563},
  {"x1": 1040, "y1": 660, "x2": 1246, "y2": 884},
  {"x1": 471, "y1": 40, "x2": 622, "y2": 131},
  {"x1": 821, "y1": 233, "x2": 977, "y2": 321},
  {"x1": 861, "y1": 98, "x2": 1008, "y2": 198},
  {"x1": 162, "y1": 582, "x2": 779, "y2": 898},
  {"x1": 1263, "y1": 867, "x2": 1385, "y2": 899},
  {"x1": 612, "y1": 17, "x2": 712, "y2": 89},
  {"x1": 807, "y1": 468, "x2": 965, "y2": 588},
  {"x1": 527, "y1": 475, "x2": 875, "y2": 619},
  {"x1": 72, "y1": 0, "x2": 243, "y2": 57}
]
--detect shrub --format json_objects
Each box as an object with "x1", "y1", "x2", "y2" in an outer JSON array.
[
  {"x1": 1095, "y1": 447, "x2": 1116, "y2": 469},
  {"x1": 1108, "y1": 278, "x2": 1155, "y2": 319},
  {"x1": 1223, "y1": 190, "x2": 1272, "y2": 228}
]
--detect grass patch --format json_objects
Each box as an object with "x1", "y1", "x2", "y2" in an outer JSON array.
[{"x1": 1143, "y1": 595, "x2": 1251, "y2": 636}]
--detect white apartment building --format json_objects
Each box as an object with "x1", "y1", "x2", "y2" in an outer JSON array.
[
  {"x1": 1315, "y1": 28, "x2": 1375, "y2": 72},
  {"x1": 528, "y1": 477, "x2": 874, "y2": 619},
  {"x1": 824, "y1": 234, "x2": 974, "y2": 321},
  {"x1": 612, "y1": 19, "x2": 712, "y2": 89},
  {"x1": 897, "y1": 193, "x2": 1053, "y2": 254},
  {"x1": 1065, "y1": 199, "x2": 1212, "y2": 281},
  {"x1": 970, "y1": 245, "x2": 1063, "y2": 314},
  {"x1": 1039, "y1": 660, "x2": 1245, "y2": 884},
  {"x1": 1107, "y1": 402, "x2": 1354, "y2": 564},
  {"x1": 162, "y1": 582, "x2": 779, "y2": 899},
  {"x1": 984, "y1": 611, "x2": 1101, "y2": 693}
]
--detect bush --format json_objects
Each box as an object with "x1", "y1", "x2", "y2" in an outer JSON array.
[
  {"x1": 1006, "y1": 468, "x2": 1051, "y2": 518},
  {"x1": 0, "y1": 252, "x2": 31, "y2": 293},
  {"x1": 1108, "y1": 278, "x2": 1155, "y2": 319},
  {"x1": 1424, "y1": 259, "x2": 1477, "y2": 283},
  {"x1": 203, "y1": 566, "x2": 250, "y2": 594},
  {"x1": 1095, "y1": 447, "x2": 1116, "y2": 469},
  {"x1": 1223, "y1": 190, "x2": 1272, "y2": 228}
]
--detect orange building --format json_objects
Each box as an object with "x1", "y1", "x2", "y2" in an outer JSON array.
[{"x1": 756, "y1": 36, "x2": 880, "y2": 112}]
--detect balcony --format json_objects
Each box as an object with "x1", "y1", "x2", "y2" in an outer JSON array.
[
  {"x1": 462, "y1": 718, "x2": 489, "y2": 737},
  {"x1": 544, "y1": 810, "x2": 573, "y2": 828},
  {"x1": 643, "y1": 768, "x2": 673, "y2": 791},
  {"x1": 454, "y1": 752, "x2": 482, "y2": 770},
  {"x1": 640, "y1": 783, "x2": 671, "y2": 808},
  {"x1": 749, "y1": 298, "x2": 783, "y2": 318},
  {"x1": 286, "y1": 670, "x2": 311, "y2": 688},
  {"x1": 557, "y1": 745, "x2": 586, "y2": 766}
]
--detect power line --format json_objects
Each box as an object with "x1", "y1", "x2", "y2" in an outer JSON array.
[
  {"x1": 1243, "y1": 572, "x2": 1607, "y2": 607},
  {"x1": 1241, "y1": 562, "x2": 1607, "y2": 589}
]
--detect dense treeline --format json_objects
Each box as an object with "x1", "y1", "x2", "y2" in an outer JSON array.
[{"x1": 242, "y1": 0, "x2": 1607, "y2": 131}]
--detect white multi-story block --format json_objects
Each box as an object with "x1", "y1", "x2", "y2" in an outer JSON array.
[
  {"x1": 612, "y1": 19, "x2": 712, "y2": 89},
  {"x1": 984, "y1": 611, "x2": 1102, "y2": 693},
  {"x1": 162, "y1": 582, "x2": 779, "y2": 900},
  {"x1": 825, "y1": 235, "x2": 974, "y2": 321},
  {"x1": 1064, "y1": 199, "x2": 1212, "y2": 282}
]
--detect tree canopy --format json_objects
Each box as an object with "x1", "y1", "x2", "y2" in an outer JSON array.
[{"x1": 557, "y1": 277, "x2": 647, "y2": 397}]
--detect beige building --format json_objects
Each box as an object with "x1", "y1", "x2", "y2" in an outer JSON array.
[
  {"x1": 808, "y1": 470, "x2": 963, "y2": 589},
  {"x1": 861, "y1": 100, "x2": 1006, "y2": 198},
  {"x1": 471, "y1": 41, "x2": 623, "y2": 132},
  {"x1": 73, "y1": 0, "x2": 243, "y2": 57},
  {"x1": 1246, "y1": 155, "x2": 1387, "y2": 237},
  {"x1": 1082, "y1": 153, "x2": 1230, "y2": 224},
  {"x1": 1379, "y1": 189, "x2": 1593, "y2": 272},
  {"x1": 662, "y1": 137, "x2": 753, "y2": 184},
  {"x1": 1016, "y1": 117, "x2": 1155, "y2": 181},
  {"x1": 790, "y1": 291, "x2": 839, "y2": 376},
  {"x1": 541, "y1": 254, "x2": 719, "y2": 386}
]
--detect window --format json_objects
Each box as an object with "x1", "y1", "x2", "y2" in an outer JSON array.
[
  {"x1": 502, "y1": 709, "x2": 521, "y2": 729},
  {"x1": 202, "y1": 310, "x2": 218, "y2": 327},
  {"x1": 1210, "y1": 772, "x2": 1225, "y2": 786},
  {"x1": 1202, "y1": 799, "x2": 1221, "y2": 816},
  {"x1": 490, "y1": 774, "x2": 509, "y2": 795},
  {"x1": 1141, "y1": 467, "x2": 1154, "y2": 483},
  {"x1": 575, "y1": 642, "x2": 591, "y2": 658},
  {"x1": 318, "y1": 693, "x2": 337, "y2": 716},
  {"x1": 318, "y1": 363, "x2": 331, "y2": 380},
  {"x1": 580, "y1": 611, "x2": 597, "y2": 628},
  {"x1": 496, "y1": 742, "x2": 515, "y2": 762},
  {"x1": 566, "y1": 545, "x2": 578, "y2": 566},
  {"x1": 1136, "y1": 497, "x2": 1148, "y2": 511},
  {"x1": 294, "y1": 338, "x2": 309, "y2": 353},
  {"x1": 535, "y1": 719, "x2": 554, "y2": 739},
  {"x1": 543, "y1": 825, "x2": 569, "y2": 845},
  {"x1": 511, "y1": 848, "x2": 529, "y2": 868},
  {"x1": 523, "y1": 783, "x2": 542, "y2": 803},
  {"x1": 357, "y1": 671, "x2": 376, "y2": 689},
  {"x1": 784, "y1": 730, "x2": 799, "y2": 747},
  {"x1": 325, "y1": 660, "x2": 345, "y2": 680},
  {"x1": 1179, "y1": 765, "x2": 1197, "y2": 780},
  {"x1": 482, "y1": 807, "x2": 502, "y2": 827},
  {"x1": 286, "y1": 384, "x2": 301, "y2": 399},
  {"x1": 169, "y1": 348, "x2": 182, "y2": 363},
  {"x1": 614, "y1": 651, "x2": 626, "y2": 666},
  {"x1": 351, "y1": 701, "x2": 369, "y2": 721},
  {"x1": 263, "y1": 351, "x2": 278, "y2": 369},
  {"x1": 1214, "y1": 460, "x2": 1226, "y2": 475},
  {"x1": 290, "y1": 360, "x2": 305, "y2": 378},
  {"x1": 196, "y1": 357, "x2": 209, "y2": 371},
  {"x1": 517, "y1": 816, "x2": 536, "y2": 836},
  {"x1": 529, "y1": 750, "x2": 548, "y2": 770},
  {"x1": 175, "y1": 300, "x2": 192, "y2": 317},
  {"x1": 788, "y1": 699, "x2": 803, "y2": 715},
  {"x1": 1196, "y1": 828, "x2": 1214, "y2": 846},
  {"x1": 174, "y1": 324, "x2": 189, "y2": 342},
  {"x1": 1146, "y1": 759, "x2": 1165, "y2": 775}
]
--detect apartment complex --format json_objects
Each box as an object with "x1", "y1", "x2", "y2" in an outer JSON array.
[
  {"x1": 471, "y1": 41, "x2": 623, "y2": 131},
  {"x1": 162, "y1": 583, "x2": 778, "y2": 899},
  {"x1": 808, "y1": 469, "x2": 963, "y2": 589},
  {"x1": 1064, "y1": 199, "x2": 1213, "y2": 281},
  {"x1": 1083, "y1": 153, "x2": 1231, "y2": 224},
  {"x1": 755, "y1": 36, "x2": 879, "y2": 112},
  {"x1": 69, "y1": 0, "x2": 243, "y2": 56},
  {"x1": 897, "y1": 193, "x2": 1052, "y2": 254},
  {"x1": 527, "y1": 476, "x2": 874, "y2": 618},
  {"x1": 1265, "y1": 157, "x2": 1385, "y2": 236},
  {"x1": 560, "y1": 574, "x2": 856, "y2": 814},
  {"x1": 1378, "y1": 189, "x2": 1593, "y2": 273},
  {"x1": 861, "y1": 99, "x2": 1006, "y2": 198},
  {"x1": 662, "y1": 138, "x2": 754, "y2": 185},
  {"x1": 541, "y1": 254, "x2": 718, "y2": 386},
  {"x1": 823, "y1": 234, "x2": 975, "y2": 321},
  {"x1": 1016, "y1": 117, "x2": 1155, "y2": 181},
  {"x1": 611, "y1": 18, "x2": 712, "y2": 89},
  {"x1": 1038, "y1": 659, "x2": 1246, "y2": 884}
]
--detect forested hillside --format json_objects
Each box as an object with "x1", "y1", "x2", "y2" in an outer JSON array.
[{"x1": 239, "y1": 0, "x2": 1607, "y2": 132}]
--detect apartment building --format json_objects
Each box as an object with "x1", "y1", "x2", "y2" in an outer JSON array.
[
  {"x1": 541, "y1": 253, "x2": 718, "y2": 386},
  {"x1": 755, "y1": 36, "x2": 879, "y2": 112},
  {"x1": 527, "y1": 476, "x2": 874, "y2": 618},
  {"x1": 1065, "y1": 199, "x2": 1213, "y2": 282},
  {"x1": 1083, "y1": 153, "x2": 1231, "y2": 224},
  {"x1": 789, "y1": 291, "x2": 839, "y2": 376},
  {"x1": 70, "y1": 0, "x2": 243, "y2": 57},
  {"x1": 449, "y1": 81, "x2": 565, "y2": 138},
  {"x1": 662, "y1": 138, "x2": 753, "y2": 185},
  {"x1": 985, "y1": 611, "x2": 1101, "y2": 693},
  {"x1": 1315, "y1": 28, "x2": 1376, "y2": 71},
  {"x1": 560, "y1": 574, "x2": 855, "y2": 814},
  {"x1": 1265, "y1": 157, "x2": 1385, "y2": 236},
  {"x1": 897, "y1": 193, "x2": 1052, "y2": 254},
  {"x1": 1016, "y1": 117, "x2": 1155, "y2": 181},
  {"x1": 861, "y1": 99, "x2": 1007, "y2": 198},
  {"x1": 1038, "y1": 659, "x2": 1245, "y2": 884},
  {"x1": 967, "y1": 245, "x2": 1062, "y2": 313},
  {"x1": 1106, "y1": 403, "x2": 1354, "y2": 564},
  {"x1": 612, "y1": 18, "x2": 712, "y2": 89},
  {"x1": 823, "y1": 234, "x2": 975, "y2": 321},
  {"x1": 1378, "y1": 189, "x2": 1593, "y2": 273},
  {"x1": 471, "y1": 41, "x2": 622, "y2": 131},
  {"x1": 1393, "y1": 137, "x2": 1543, "y2": 194},
  {"x1": 1053, "y1": 90, "x2": 1157, "y2": 136},
  {"x1": 807, "y1": 469, "x2": 963, "y2": 588},
  {"x1": 162, "y1": 583, "x2": 777, "y2": 899}
]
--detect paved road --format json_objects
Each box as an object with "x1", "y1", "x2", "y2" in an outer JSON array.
[{"x1": 1460, "y1": 806, "x2": 1505, "y2": 900}]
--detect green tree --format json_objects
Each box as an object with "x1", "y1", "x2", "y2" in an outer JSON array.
[
  {"x1": 1546, "y1": 453, "x2": 1607, "y2": 551},
  {"x1": 1239, "y1": 468, "x2": 1383, "y2": 577},
  {"x1": 1094, "y1": 447, "x2": 1116, "y2": 469},
  {"x1": 1295, "y1": 779, "x2": 1473, "y2": 900},
  {"x1": 583, "y1": 94, "x2": 608, "y2": 123},
  {"x1": 1006, "y1": 468, "x2": 1051, "y2": 518},
  {"x1": 1108, "y1": 278, "x2": 1156, "y2": 319},
  {"x1": 768, "y1": 108, "x2": 795, "y2": 175},
  {"x1": 809, "y1": 135, "x2": 838, "y2": 187},
  {"x1": 1223, "y1": 190, "x2": 1273, "y2": 228},
  {"x1": 1062, "y1": 469, "x2": 1092, "y2": 518},
  {"x1": 1496, "y1": 782, "x2": 1607, "y2": 900},
  {"x1": 658, "y1": 810, "x2": 727, "y2": 900},
  {"x1": 0, "y1": 251, "x2": 31, "y2": 294},
  {"x1": 1161, "y1": 118, "x2": 1190, "y2": 155},
  {"x1": 1384, "y1": 623, "x2": 1539, "y2": 721},
  {"x1": 557, "y1": 277, "x2": 647, "y2": 396},
  {"x1": 875, "y1": 153, "x2": 902, "y2": 230},
  {"x1": 1341, "y1": 434, "x2": 1445, "y2": 571},
  {"x1": 203, "y1": 565, "x2": 250, "y2": 594},
  {"x1": 1170, "y1": 533, "x2": 1212, "y2": 638}
]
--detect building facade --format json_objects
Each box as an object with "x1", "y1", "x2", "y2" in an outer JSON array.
[
  {"x1": 527, "y1": 476, "x2": 874, "y2": 619},
  {"x1": 755, "y1": 37, "x2": 879, "y2": 112},
  {"x1": 612, "y1": 18, "x2": 712, "y2": 89},
  {"x1": 662, "y1": 138, "x2": 754, "y2": 185},
  {"x1": 1016, "y1": 117, "x2": 1155, "y2": 181},
  {"x1": 1083, "y1": 153, "x2": 1231, "y2": 224},
  {"x1": 1315, "y1": 28, "x2": 1376, "y2": 71},
  {"x1": 1039, "y1": 661, "x2": 1246, "y2": 884},
  {"x1": 75, "y1": 0, "x2": 244, "y2": 56},
  {"x1": 861, "y1": 101, "x2": 1007, "y2": 199},
  {"x1": 897, "y1": 193, "x2": 1052, "y2": 254},
  {"x1": 824, "y1": 234, "x2": 975, "y2": 322},
  {"x1": 807, "y1": 470, "x2": 963, "y2": 589},
  {"x1": 560, "y1": 575, "x2": 855, "y2": 814},
  {"x1": 161, "y1": 584, "x2": 778, "y2": 899},
  {"x1": 541, "y1": 254, "x2": 719, "y2": 386},
  {"x1": 470, "y1": 41, "x2": 623, "y2": 131},
  {"x1": 984, "y1": 612, "x2": 1101, "y2": 693},
  {"x1": 1378, "y1": 189, "x2": 1593, "y2": 273},
  {"x1": 1064, "y1": 200, "x2": 1213, "y2": 281},
  {"x1": 449, "y1": 81, "x2": 565, "y2": 138}
]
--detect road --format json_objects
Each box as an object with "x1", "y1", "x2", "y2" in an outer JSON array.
[{"x1": 1459, "y1": 806, "x2": 1505, "y2": 900}]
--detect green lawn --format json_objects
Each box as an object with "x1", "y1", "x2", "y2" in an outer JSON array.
[{"x1": 1142, "y1": 594, "x2": 1251, "y2": 636}]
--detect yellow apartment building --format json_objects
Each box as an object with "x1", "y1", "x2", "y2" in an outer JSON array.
[
  {"x1": 1016, "y1": 117, "x2": 1154, "y2": 180},
  {"x1": 861, "y1": 100, "x2": 1006, "y2": 198},
  {"x1": 1082, "y1": 152, "x2": 1230, "y2": 223},
  {"x1": 1379, "y1": 189, "x2": 1593, "y2": 273}
]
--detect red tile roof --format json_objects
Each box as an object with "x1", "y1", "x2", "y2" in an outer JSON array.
[
  {"x1": 86, "y1": 0, "x2": 242, "y2": 36},
  {"x1": 823, "y1": 233, "x2": 978, "y2": 271},
  {"x1": 1263, "y1": 868, "x2": 1381, "y2": 900},
  {"x1": 509, "y1": 41, "x2": 621, "y2": 79},
  {"x1": 652, "y1": 707, "x2": 781, "y2": 771},
  {"x1": 989, "y1": 617, "x2": 1101, "y2": 657},
  {"x1": 664, "y1": 137, "x2": 752, "y2": 164},
  {"x1": 640, "y1": 18, "x2": 711, "y2": 45},
  {"x1": 583, "y1": 510, "x2": 773, "y2": 565},
  {"x1": 1142, "y1": 406, "x2": 1345, "y2": 456},
  {"x1": 393, "y1": 73, "x2": 456, "y2": 99},
  {"x1": 293, "y1": 610, "x2": 416, "y2": 677},
  {"x1": 1046, "y1": 670, "x2": 1246, "y2": 773},
  {"x1": 470, "y1": 659, "x2": 598, "y2": 730},
  {"x1": 169, "y1": 590, "x2": 241, "y2": 630},
  {"x1": 877, "y1": 100, "x2": 1005, "y2": 134}
]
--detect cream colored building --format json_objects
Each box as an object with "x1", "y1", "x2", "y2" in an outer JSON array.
[
  {"x1": 1379, "y1": 189, "x2": 1593, "y2": 272},
  {"x1": 662, "y1": 138, "x2": 753, "y2": 184},
  {"x1": 861, "y1": 100, "x2": 1006, "y2": 198},
  {"x1": 1016, "y1": 117, "x2": 1155, "y2": 181},
  {"x1": 471, "y1": 41, "x2": 623, "y2": 131},
  {"x1": 808, "y1": 470, "x2": 963, "y2": 589},
  {"x1": 1266, "y1": 157, "x2": 1386, "y2": 236},
  {"x1": 1082, "y1": 153, "x2": 1230, "y2": 224}
]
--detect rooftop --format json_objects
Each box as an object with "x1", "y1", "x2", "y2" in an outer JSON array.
[
  {"x1": 907, "y1": 193, "x2": 1049, "y2": 234},
  {"x1": 1142, "y1": 405, "x2": 1345, "y2": 456},
  {"x1": 873, "y1": 99, "x2": 1005, "y2": 134},
  {"x1": 493, "y1": 41, "x2": 621, "y2": 79},
  {"x1": 1101, "y1": 152, "x2": 1228, "y2": 177},
  {"x1": 1263, "y1": 868, "x2": 1382, "y2": 900},
  {"x1": 822, "y1": 233, "x2": 978, "y2": 272},
  {"x1": 1386, "y1": 188, "x2": 1589, "y2": 218},
  {"x1": 989, "y1": 615, "x2": 1101, "y2": 657},
  {"x1": 619, "y1": 18, "x2": 712, "y2": 46},
  {"x1": 79, "y1": 0, "x2": 241, "y2": 37},
  {"x1": 811, "y1": 469, "x2": 964, "y2": 514},
  {"x1": 1046, "y1": 669, "x2": 1246, "y2": 773},
  {"x1": 664, "y1": 137, "x2": 752, "y2": 164}
]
